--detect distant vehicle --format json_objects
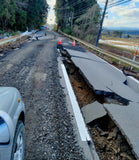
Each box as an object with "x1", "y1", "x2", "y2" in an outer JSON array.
[
  {"x1": 41, "y1": 25, "x2": 49, "y2": 30},
  {"x1": 41, "y1": 26, "x2": 45, "y2": 30},
  {"x1": 0, "y1": 87, "x2": 25, "y2": 160}
]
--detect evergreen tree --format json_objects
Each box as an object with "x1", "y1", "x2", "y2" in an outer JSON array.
[
  {"x1": 0, "y1": 0, "x2": 16, "y2": 30},
  {"x1": 0, "y1": 0, "x2": 48, "y2": 31},
  {"x1": 27, "y1": 0, "x2": 48, "y2": 30},
  {"x1": 15, "y1": 9, "x2": 27, "y2": 31},
  {"x1": 9, "y1": 0, "x2": 17, "y2": 28},
  {"x1": 14, "y1": 0, "x2": 28, "y2": 31}
]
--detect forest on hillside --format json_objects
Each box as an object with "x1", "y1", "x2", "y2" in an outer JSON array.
[
  {"x1": 55, "y1": 0, "x2": 101, "y2": 44},
  {"x1": 0, "y1": 0, "x2": 48, "y2": 32}
]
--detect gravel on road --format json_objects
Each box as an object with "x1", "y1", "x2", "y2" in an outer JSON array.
[{"x1": 0, "y1": 31, "x2": 86, "y2": 160}]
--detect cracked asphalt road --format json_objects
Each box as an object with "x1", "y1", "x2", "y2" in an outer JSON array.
[{"x1": 0, "y1": 31, "x2": 85, "y2": 160}]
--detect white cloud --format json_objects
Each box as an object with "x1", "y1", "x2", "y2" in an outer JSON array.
[
  {"x1": 118, "y1": 8, "x2": 139, "y2": 17},
  {"x1": 104, "y1": 16, "x2": 139, "y2": 28},
  {"x1": 103, "y1": 1, "x2": 139, "y2": 28}
]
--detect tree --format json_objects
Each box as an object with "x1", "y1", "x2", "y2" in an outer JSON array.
[
  {"x1": 73, "y1": 4, "x2": 101, "y2": 44},
  {"x1": 15, "y1": 9, "x2": 27, "y2": 31},
  {"x1": 0, "y1": 0, "x2": 48, "y2": 31},
  {"x1": 113, "y1": 31, "x2": 123, "y2": 38},
  {"x1": 55, "y1": 0, "x2": 101, "y2": 44},
  {"x1": 27, "y1": 0, "x2": 48, "y2": 30},
  {"x1": 0, "y1": 0, "x2": 17, "y2": 30},
  {"x1": 55, "y1": 0, "x2": 97, "y2": 29},
  {"x1": 14, "y1": 0, "x2": 28, "y2": 30}
]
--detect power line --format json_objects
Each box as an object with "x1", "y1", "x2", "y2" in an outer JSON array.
[
  {"x1": 99, "y1": 0, "x2": 132, "y2": 9},
  {"x1": 57, "y1": 0, "x2": 133, "y2": 40},
  {"x1": 56, "y1": 0, "x2": 132, "y2": 24},
  {"x1": 67, "y1": 0, "x2": 87, "y2": 7},
  {"x1": 73, "y1": 8, "x2": 93, "y2": 18},
  {"x1": 57, "y1": 3, "x2": 93, "y2": 16},
  {"x1": 59, "y1": 5, "x2": 93, "y2": 19},
  {"x1": 56, "y1": 0, "x2": 132, "y2": 11},
  {"x1": 108, "y1": 0, "x2": 131, "y2": 6},
  {"x1": 108, "y1": 0, "x2": 126, "y2": 6},
  {"x1": 56, "y1": 0, "x2": 92, "y2": 10},
  {"x1": 57, "y1": 0, "x2": 132, "y2": 23},
  {"x1": 108, "y1": 0, "x2": 132, "y2": 8},
  {"x1": 74, "y1": 5, "x2": 92, "y2": 14}
]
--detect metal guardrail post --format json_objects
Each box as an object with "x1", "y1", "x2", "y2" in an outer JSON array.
[{"x1": 131, "y1": 44, "x2": 139, "y2": 70}]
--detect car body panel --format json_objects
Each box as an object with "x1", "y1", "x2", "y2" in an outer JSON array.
[
  {"x1": 0, "y1": 87, "x2": 25, "y2": 160},
  {"x1": 0, "y1": 144, "x2": 13, "y2": 160},
  {"x1": 0, "y1": 87, "x2": 21, "y2": 118}
]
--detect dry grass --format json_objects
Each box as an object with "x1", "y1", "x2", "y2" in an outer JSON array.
[{"x1": 101, "y1": 36, "x2": 139, "y2": 44}]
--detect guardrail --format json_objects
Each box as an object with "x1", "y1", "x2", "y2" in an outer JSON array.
[
  {"x1": 0, "y1": 31, "x2": 32, "y2": 46},
  {"x1": 59, "y1": 31, "x2": 139, "y2": 69},
  {"x1": 0, "y1": 35, "x2": 20, "y2": 45}
]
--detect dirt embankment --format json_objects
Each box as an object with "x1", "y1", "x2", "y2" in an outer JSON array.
[
  {"x1": 99, "y1": 43, "x2": 139, "y2": 62},
  {"x1": 0, "y1": 36, "x2": 29, "y2": 56}
]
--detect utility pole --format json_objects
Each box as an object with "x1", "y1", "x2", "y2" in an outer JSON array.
[{"x1": 96, "y1": 0, "x2": 109, "y2": 47}]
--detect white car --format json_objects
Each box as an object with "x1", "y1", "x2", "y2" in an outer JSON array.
[{"x1": 0, "y1": 87, "x2": 25, "y2": 160}]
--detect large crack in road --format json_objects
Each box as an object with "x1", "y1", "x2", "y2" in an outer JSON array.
[
  {"x1": 60, "y1": 44, "x2": 137, "y2": 160},
  {"x1": 0, "y1": 31, "x2": 85, "y2": 160}
]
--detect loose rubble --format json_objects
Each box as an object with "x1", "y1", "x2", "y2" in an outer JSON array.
[
  {"x1": 0, "y1": 32, "x2": 86, "y2": 160},
  {"x1": 62, "y1": 50, "x2": 137, "y2": 160}
]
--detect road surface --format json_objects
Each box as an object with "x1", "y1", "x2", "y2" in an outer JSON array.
[{"x1": 0, "y1": 31, "x2": 85, "y2": 160}]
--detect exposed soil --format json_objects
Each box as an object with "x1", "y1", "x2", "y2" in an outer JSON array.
[
  {"x1": 64, "y1": 60, "x2": 97, "y2": 107},
  {"x1": 99, "y1": 43, "x2": 139, "y2": 62},
  {"x1": 90, "y1": 123, "x2": 136, "y2": 160},
  {"x1": 0, "y1": 35, "x2": 29, "y2": 54}
]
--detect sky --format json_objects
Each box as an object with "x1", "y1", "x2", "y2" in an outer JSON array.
[
  {"x1": 47, "y1": 0, "x2": 139, "y2": 29},
  {"x1": 98, "y1": 0, "x2": 139, "y2": 28},
  {"x1": 47, "y1": 0, "x2": 56, "y2": 25}
]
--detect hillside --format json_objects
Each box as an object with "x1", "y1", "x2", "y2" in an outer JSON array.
[
  {"x1": 0, "y1": 0, "x2": 48, "y2": 31},
  {"x1": 55, "y1": 0, "x2": 101, "y2": 44}
]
